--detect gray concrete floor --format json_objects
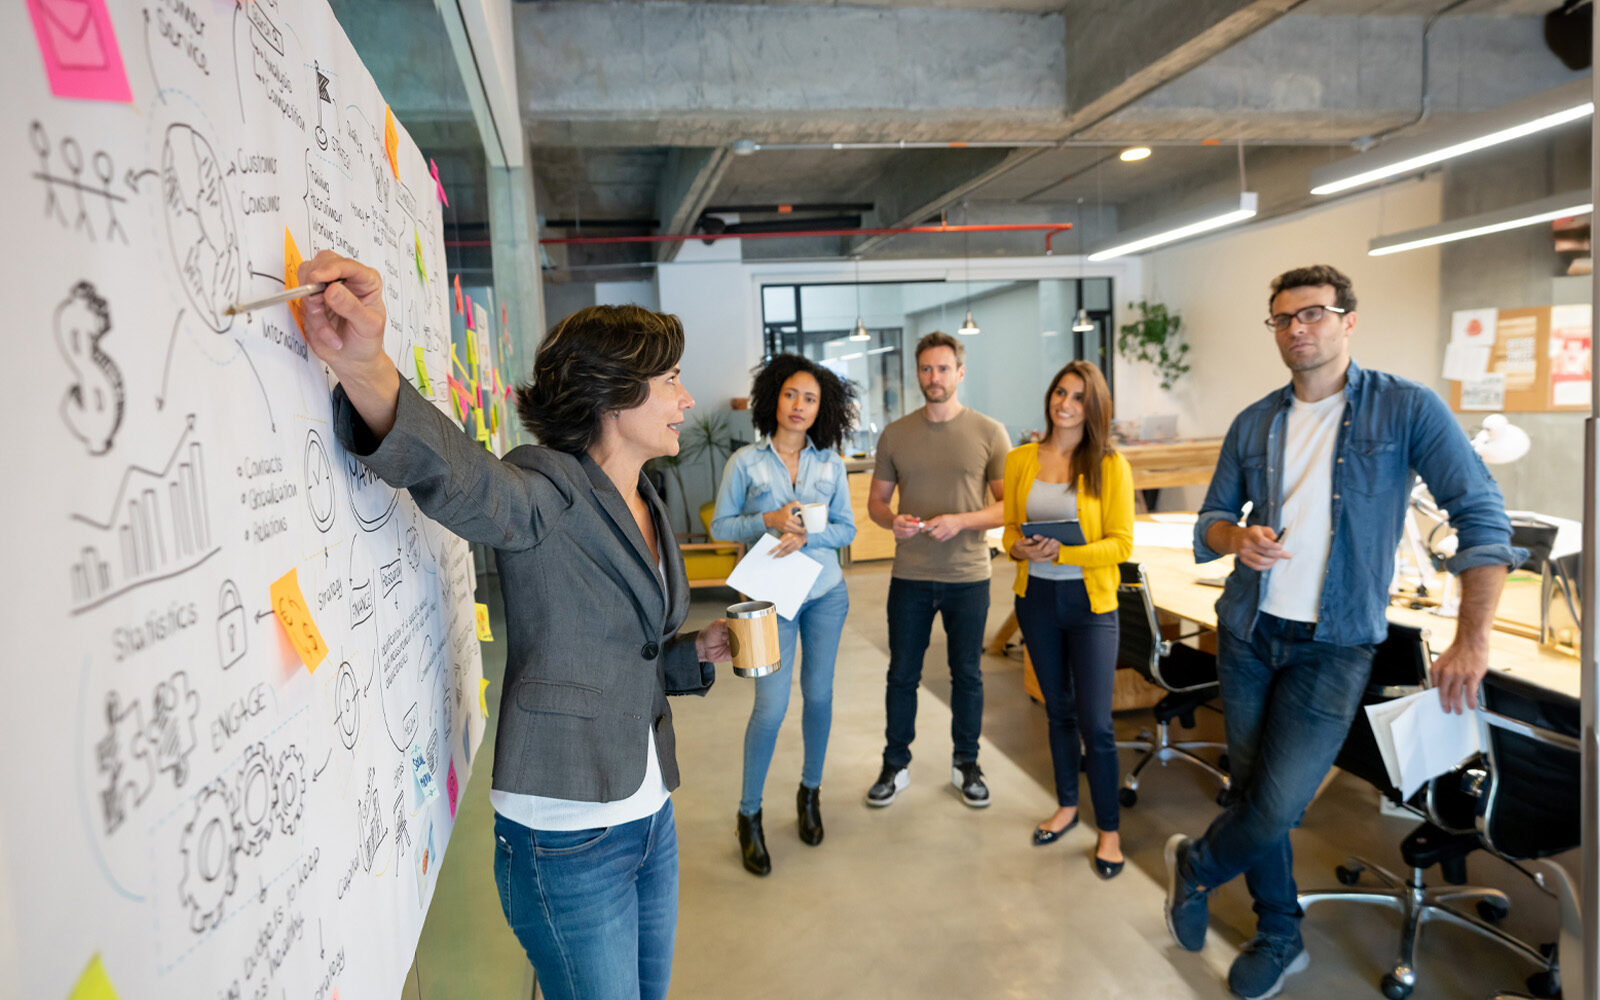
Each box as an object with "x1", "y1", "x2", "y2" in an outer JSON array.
[{"x1": 404, "y1": 560, "x2": 1572, "y2": 999}]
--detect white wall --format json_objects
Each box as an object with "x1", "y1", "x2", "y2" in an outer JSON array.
[
  {"x1": 1124, "y1": 176, "x2": 1445, "y2": 435},
  {"x1": 595, "y1": 279, "x2": 660, "y2": 310}
]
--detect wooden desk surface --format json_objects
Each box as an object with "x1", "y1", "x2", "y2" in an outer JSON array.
[
  {"x1": 1119, "y1": 437, "x2": 1224, "y2": 490},
  {"x1": 1132, "y1": 526, "x2": 1581, "y2": 699}
]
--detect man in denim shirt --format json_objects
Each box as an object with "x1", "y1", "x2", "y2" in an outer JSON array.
[{"x1": 1164, "y1": 265, "x2": 1524, "y2": 1000}]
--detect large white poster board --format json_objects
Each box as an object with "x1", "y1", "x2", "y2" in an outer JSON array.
[{"x1": 0, "y1": 2, "x2": 485, "y2": 997}]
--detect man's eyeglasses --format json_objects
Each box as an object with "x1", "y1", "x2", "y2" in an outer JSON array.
[{"x1": 1264, "y1": 304, "x2": 1346, "y2": 331}]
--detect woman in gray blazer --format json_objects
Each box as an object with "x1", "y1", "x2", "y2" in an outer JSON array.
[{"x1": 298, "y1": 250, "x2": 731, "y2": 1000}]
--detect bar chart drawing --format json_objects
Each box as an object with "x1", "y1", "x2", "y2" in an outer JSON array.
[{"x1": 69, "y1": 415, "x2": 219, "y2": 614}]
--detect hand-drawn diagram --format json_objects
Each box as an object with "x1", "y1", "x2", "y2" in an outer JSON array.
[
  {"x1": 96, "y1": 670, "x2": 200, "y2": 835},
  {"x1": 160, "y1": 123, "x2": 241, "y2": 332},
  {"x1": 216, "y1": 579, "x2": 247, "y2": 669},
  {"x1": 68, "y1": 415, "x2": 217, "y2": 614},
  {"x1": 177, "y1": 741, "x2": 307, "y2": 933},
  {"x1": 343, "y1": 444, "x2": 398, "y2": 531},
  {"x1": 30, "y1": 121, "x2": 128, "y2": 241},
  {"x1": 55, "y1": 280, "x2": 125, "y2": 456},
  {"x1": 333, "y1": 660, "x2": 361, "y2": 750},
  {"x1": 303, "y1": 428, "x2": 337, "y2": 532}
]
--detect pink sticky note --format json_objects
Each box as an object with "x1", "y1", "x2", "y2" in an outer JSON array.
[
  {"x1": 446, "y1": 759, "x2": 459, "y2": 819},
  {"x1": 464, "y1": 294, "x2": 474, "y2": 329},
  {"x1": 27, "y1": 0, "x2": 132, "y2": 103},
  {"x1": 430, "y1": 158, "x2": 450, "y2": 207}
]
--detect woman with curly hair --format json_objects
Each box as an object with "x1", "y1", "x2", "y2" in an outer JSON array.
[
  {"x1": 295, "y1": 249, "x2": 731, "y2": 1000},
  {"x1": 712, "y1": 353, "x2": 858, "y2": 876}
]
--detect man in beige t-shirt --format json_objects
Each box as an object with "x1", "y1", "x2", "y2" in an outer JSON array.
[{"x1": 864, "y1": 332, "x2": 1009, "y2": 809}]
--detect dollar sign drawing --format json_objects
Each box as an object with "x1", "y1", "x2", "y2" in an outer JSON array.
[{"x1": 55, "y1": 281, "x2": 124, "y2": 455}]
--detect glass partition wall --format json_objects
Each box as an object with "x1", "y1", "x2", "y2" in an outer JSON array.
[{"x1": 762, "y1": 277, "x2": 1114, "y2": 450}]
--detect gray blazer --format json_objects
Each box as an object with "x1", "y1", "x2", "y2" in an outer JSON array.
[{"x1": 334, "y1": 381, "x2": 714, "y2": 802}]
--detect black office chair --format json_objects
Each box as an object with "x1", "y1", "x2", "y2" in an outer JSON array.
[
  {"x1": 1300, "y1": 639, "x2": 1580, "y2": 1000},
  {"x1": 1111, "y1": 561, "x2": 1229, "y2": 807}
]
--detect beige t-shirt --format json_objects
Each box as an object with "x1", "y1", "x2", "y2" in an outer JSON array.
[{"x1": 874, "y1": 406, "x2": 1010, "y2": 582}]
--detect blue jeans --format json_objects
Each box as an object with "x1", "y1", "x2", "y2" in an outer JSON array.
[
  {"x1": 1185, "y1": 615, "x2": 1374, "y2": 942},
  {"x1": 492, "y1": 800, "x2": 679, "y2": 1000},
  {"x1": 883, "y1": 577, "x2": 990, "y2": 769},
  {"x1": 1013, "y1": 578, "x2": 1120, "y2": 831},
  {"x1": 739, "y1": 581, "x2": 850, "y2": 815}
]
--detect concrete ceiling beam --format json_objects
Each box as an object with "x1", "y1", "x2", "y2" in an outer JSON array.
[{"x1": 654, "y1": 147, "x2": 736, "y2": 263}]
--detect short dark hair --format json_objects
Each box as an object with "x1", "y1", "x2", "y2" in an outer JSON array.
[
  {"x1": 1269, "y1": 265, "x2": 1357, "y2": 313},
  {"x1": 513, "y1": 305, "x2": 684, "y2": 454},
  {"x1": 914, "y1": 330, "x2": 965, "y2": 367},
  {"x1": 749, "y1": 354, "x2": 859, "y2": 451}
]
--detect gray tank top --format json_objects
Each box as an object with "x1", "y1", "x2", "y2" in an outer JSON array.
[{"x1": 1025, "y1": 480, "x2": 1084, "y2": 581}]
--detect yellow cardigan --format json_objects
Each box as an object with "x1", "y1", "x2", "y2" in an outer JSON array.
[{"x1": 1002, "y1": 443, "x2": 1134, "y2": 613}]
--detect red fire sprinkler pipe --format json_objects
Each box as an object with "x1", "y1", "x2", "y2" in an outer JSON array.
[{"x1": 530, "y1": 222, "x2": 1074, "y2": 254}]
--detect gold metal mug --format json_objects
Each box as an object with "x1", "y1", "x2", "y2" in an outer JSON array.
[{"x1": 726, "y1": 600, "x2": 780, "y2": 677}]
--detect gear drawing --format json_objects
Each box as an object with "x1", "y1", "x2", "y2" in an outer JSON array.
[
  {"x1": 236, "y1": 743, "x2": 276, "y2": 856},
  {"x1": 274, "y1": 746, "x2": 306, "y2": 837},
  {"x1": 179, "y1": 781, "x2": 240, "y2": 933}
]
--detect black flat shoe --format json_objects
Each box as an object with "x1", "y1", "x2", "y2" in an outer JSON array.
[
  {"x1": 797, "y1": 783, "x2": 824, "y2": 846},
  {"x1": 1032, "y1": 814, "x2": 1079, "y2": 846},
  {"x1": 737, "y1": 811, "x2": 771, "y2": 876},
  {"x1": 1093, "y1": 855, "x2": 1125, "y2": 879}
]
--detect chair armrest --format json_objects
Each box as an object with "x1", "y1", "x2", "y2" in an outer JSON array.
[{"x1": 679, "y1": 541, "x2": 745, "y2": 555}]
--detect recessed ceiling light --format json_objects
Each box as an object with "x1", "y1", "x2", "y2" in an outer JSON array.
[{"x1": 1119, "y1": 147, "x2": 1151, "y2": 162}]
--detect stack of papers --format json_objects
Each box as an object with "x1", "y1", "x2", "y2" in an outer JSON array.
[
  {"x1": 1363, "y1": 689, "x2": 1481, "y2": 801},
  {"x1": 726, "y1": 534, "x2": 823, "y2": 620}
]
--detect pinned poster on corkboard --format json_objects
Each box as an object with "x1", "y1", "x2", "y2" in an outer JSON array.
[{"x1": 1447, "y1": 306, "x2": 1591, "y2": 413}]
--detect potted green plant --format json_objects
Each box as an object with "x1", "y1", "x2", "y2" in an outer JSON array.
[{"x1": 1118, "y1": 300, "x2": 1191, "y2": 391}]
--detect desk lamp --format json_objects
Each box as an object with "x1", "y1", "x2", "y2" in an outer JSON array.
[{"x1": 1400, "y1": 414, "x2": 1530, "y2": 617}]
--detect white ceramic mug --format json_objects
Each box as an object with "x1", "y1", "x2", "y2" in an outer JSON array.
[{"x1": 800, "y1": 502, "x2": 827, "y2": 534}]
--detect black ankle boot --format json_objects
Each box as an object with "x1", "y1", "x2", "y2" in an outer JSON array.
[
  {"x1": 797, "y1": 783, "x2": 824, "y2": 846},
  {"x1": 737, "y1": 811, "x2": 771, "y2": 876}
]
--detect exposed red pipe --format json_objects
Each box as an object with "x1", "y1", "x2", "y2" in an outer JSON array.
[{"x1": 523, "y1": 222, "x2": 1073, "y2": 253}]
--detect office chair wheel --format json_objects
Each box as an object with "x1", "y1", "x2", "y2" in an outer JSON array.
[
  {"x1": 1476, "y1": 897, "x2": 1510, "y2": 923},
  {"x1": 1118, "y1": 787, "x2": 1138, "y2": 807},
  {"x1": 1525, "y1": 969, "x2": 1561, "y2": 998},
  {"x1": 1335, "y1": 864, "x2": 1364, "y2": 886},
  {"x1": 1380, "y1": 972, "x2": 1413, "y2": 1000}
]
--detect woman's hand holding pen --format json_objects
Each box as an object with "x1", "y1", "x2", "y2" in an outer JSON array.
[{"x1": 297, "y1": 251, "x2": 400, "y2": 438}]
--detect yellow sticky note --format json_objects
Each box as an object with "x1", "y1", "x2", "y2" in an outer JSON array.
[
  {"x1": 412, "y1": 346, "x2": 431, "y2": 395},
  {"x1": 69, "y1": 954, "x2": 119, "y2": 1000},
  {"x1": 270, "y1": 568, "x2": 328, "y2": 672},
  {"x1": 465, "y1": 328, "x2": 477, "y2": 368},
  {"x1": 479, "y1": 678, "x2": 491, "y2": 718},
  {"x1": 474, "y1": 408, "x2": 487, "y2": 438},
  {"x1": 475, "y1": 603, "x2": 494, "y2": 641},
  {"x1": 477, "y1": 426, "x2": 491, "y2": 450},
  {"x1": 413, "y1": 229, "x2": 427, "y2": 283},
  {"x1": 283, "y1": 228, "x2": 305, "y2": 334},
  {"x1": 490, "y1": 401, "x2": 499, "y2": 435},
  {"x1": 384, "y1": 105, "x2": 400, "y2": 179}
]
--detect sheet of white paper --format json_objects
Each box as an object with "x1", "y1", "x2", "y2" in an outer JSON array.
[
  {"x1": 1150, "y1": 512, "x2": 1199, "y2": 524},
  {"x1": 1442, "y1": 342, "x2": 1491, "y2": 381},
  {"x1": 1367, "y1": 689, "x2": 1481, "y2": 801},
  {"x1": 1363, "y1": 695, "x2": 1410, "y2": 792},
  {"x1": 1134, "y1": 521, "x2": 1197, "y2": 550},
  {"x1": 726, "y1": 534, "x2": 824, "y2": 620},
  {"x1": 1459, "y1": 372, "x2": 1506, "y2": 411}
]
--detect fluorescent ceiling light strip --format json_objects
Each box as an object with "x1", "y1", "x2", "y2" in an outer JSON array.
[
  {"x1": 1368, "y1": 191, "x2": 1591, "y2": 256},
  {"x1": 1087, "y1": 193, "x2": 1258, "y2": 261},
  {"x1": 1314, "y1": 104, "x2": 1592, "y2": 196}
]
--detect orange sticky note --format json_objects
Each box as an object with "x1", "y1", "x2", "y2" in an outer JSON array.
[
  {"x1": 453, "y1": 274, "x2": 463, "y2": 315},
  {"x1": 270, "y1": 568, "x2": 328, "y2": 672},
  {"x1": 283, "y1": 228, "x2": 306, "y2": 334},
  {"x1": 68, "y1": 953, "x2": 119, "y2": 1000},
  {"x1": 475, "y1": 603, "x2": 494, "y2": 641},
  {"x1": 384, "y1": 105, "x2": 400, "y2": 179}
]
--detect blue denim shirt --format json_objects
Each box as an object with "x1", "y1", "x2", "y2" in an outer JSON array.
[
  {"x1": 711, "y1": 439, "x2": 858, "y2": 602},
  {"x1": 1194, "y1": 360, "x2": 1524, "y2": 647}
]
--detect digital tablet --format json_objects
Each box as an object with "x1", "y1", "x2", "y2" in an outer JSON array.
[{"x1": 1019, "y1": 519, "x2": 1086, "y2": 546}]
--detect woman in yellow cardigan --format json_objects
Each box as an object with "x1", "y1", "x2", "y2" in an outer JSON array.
[{"x1": 1003, "y1": 360, "x2": 1134, "y2": 878}]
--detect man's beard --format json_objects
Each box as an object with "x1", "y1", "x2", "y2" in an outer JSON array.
[{"x1": 920, "y1": 383, "x2": 951, "y2": 403}]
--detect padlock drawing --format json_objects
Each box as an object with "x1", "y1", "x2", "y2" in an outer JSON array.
[{"x1": 217, "y1": 579, "x2": 247, "y2": 670}]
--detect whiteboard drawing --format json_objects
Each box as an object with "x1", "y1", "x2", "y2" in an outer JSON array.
[
  {"x1": 55, "y1": 279, "x2": 125, "y2": 456},
  {"x1": 160, "y1": 122, "x2": 241, "y2": 332},
  {"x1": 303, "y1": 427, "x2": 337, "y2": 532}
]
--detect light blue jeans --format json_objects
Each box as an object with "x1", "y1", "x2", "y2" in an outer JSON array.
[
  {"x1": 492, "y1": 799, "x2": 679, "y2": 1000},
  {"x1": 738, "y1": 580, "x2": 850, "y2": 816}
]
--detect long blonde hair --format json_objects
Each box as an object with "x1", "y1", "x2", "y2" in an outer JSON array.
[{"x1": 1039, "y1": 360, "x2": 1113, "y2": 497}]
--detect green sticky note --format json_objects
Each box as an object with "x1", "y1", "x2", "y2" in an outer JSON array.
[
  {"x1": 414, "y1": 230, "x2": 427, "y2": 282},
  {"x1": 412, "y1": 346, "x2": 432, "y2": 395}
]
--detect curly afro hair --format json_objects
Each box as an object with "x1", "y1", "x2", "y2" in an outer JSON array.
[{"x1": 748, "y1": 353, "x2": 859, "y2": 452}]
